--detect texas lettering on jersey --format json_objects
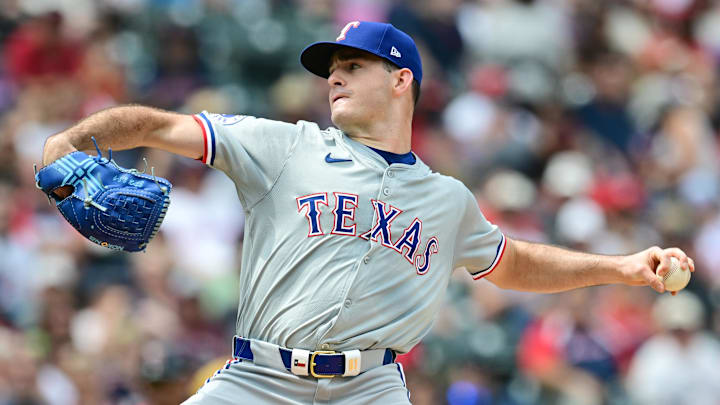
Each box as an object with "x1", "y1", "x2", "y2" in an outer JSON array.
[{"x1": 296, "y1": 192, "x2": 439, "y2": 275}]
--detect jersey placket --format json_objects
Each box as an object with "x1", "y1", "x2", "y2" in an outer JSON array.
[{"x1": 313, "y1": 163, "x2": 400, "y2": 351}]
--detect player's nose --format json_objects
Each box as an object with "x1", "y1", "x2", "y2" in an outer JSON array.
[{"x1": 327, "y1": 70, "x2": 345, "y2": 87}]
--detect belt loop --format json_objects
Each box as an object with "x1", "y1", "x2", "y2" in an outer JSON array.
[
  {"x1": 290, "y1": 348, "x2": 311, "y2": 376},
  {"x1": 342, "y1": 350, "x2": 361, "y2": 376},
  {"x1": 233, "y1": 336, "x2": 253, "y2": 361}
]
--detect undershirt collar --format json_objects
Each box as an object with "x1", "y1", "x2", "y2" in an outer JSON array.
[{"x1": 366, "y1": 146, "x2": 416, "y2": 166}]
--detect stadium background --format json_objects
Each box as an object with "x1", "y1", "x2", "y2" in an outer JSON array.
[{"x1": 1, "y1": 0, "x2": 720, "y2": 404}]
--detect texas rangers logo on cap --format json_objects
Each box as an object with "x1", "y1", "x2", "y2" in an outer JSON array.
[
  {"x1": 336, "y1": 21, "x2": 360, "y2": 41},
  {"x1": 300, "y1": 21, "x2": 423, "y2": 84}
]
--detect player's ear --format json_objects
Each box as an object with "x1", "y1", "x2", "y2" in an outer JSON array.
[{"x1": 392, "y1": 68, "x2": 414, "y2": 98}]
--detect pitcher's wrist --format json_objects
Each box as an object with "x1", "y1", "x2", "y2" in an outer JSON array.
[{"x1": 42, "y1": 136, "x2": 77, "y2": 166}]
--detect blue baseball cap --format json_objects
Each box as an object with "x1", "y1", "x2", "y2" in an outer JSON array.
[{"x1": 301, "y1": 21, "x2": 423, "y2": 84}]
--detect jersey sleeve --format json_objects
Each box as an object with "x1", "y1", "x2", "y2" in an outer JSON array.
[
  {"x1": 193, "y1": 111, "x2": 300, "y2": 208},
  {"x1": 453, "y1": 188, "x2": 506, "y2": 280}
]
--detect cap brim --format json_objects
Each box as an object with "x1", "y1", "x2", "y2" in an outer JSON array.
[{"x1": 300, "y1": 42, "x2": 372, "y2": 79}]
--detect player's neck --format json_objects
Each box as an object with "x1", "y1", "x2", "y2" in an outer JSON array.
[{"x1": 343, "y1": 112, "x2": 412, "y2": 154}]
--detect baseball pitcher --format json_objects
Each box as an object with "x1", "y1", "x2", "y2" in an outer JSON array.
[{"x1": 40, "y1": 21, "x2": 695, "y2": 404}]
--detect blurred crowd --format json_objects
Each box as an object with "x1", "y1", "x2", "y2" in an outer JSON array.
[{"x1": 1, "y1": 0, "x2": 720, "y2": 404}]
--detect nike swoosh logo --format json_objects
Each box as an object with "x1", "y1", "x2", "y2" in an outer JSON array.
[{"x1": 325, "y1": 153, "x2": 352, "y2": 163}]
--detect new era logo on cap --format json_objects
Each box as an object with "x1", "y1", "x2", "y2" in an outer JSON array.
[{"x1": 300, "y1": 21, "x2": 423, "y2": 84}]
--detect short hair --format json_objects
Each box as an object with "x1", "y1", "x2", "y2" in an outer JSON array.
[{"x1": 330, "y1": 49, "x2": 421, "y2": 107}]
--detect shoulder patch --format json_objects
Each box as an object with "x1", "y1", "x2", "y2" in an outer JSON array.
[{"x1": 208, "y1": 113, "x2": 247, "y2": 126}]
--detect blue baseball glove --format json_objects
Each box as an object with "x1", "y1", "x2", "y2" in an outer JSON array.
[{"x1": 35, "y1": 142, "x2": 171, "y2": 252}]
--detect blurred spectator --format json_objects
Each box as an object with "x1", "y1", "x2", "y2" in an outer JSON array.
[
  {"x1": 517, "y1": 291, "x2": 616, "y2": 405},
  {"x1": 3, "y1": 12, "x2": 83, "y2": 85},
  {"x1": 573, "y1": 52, "x2": 637, "y2": 154},
  {"x1": 389, "y1": 0, "x2": 464, "y2": 73},
  {"x1": 143, "y1": 25, "x2": 207, "y2": 110},
  {"x1": 626, "y1": 291, "x2": 720, "y2": 404},
  {"x1": 161, "y1": 164, "x2": 244, "y2": 292}
]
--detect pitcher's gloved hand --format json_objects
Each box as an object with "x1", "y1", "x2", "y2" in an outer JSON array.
[{"x1": 35, "y1": 140, "x2": 171, "y2": 252}]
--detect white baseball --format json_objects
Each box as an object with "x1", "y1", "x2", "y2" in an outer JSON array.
[{"x1": 657, "y1": 257, "x2": 691, "y2": 292}]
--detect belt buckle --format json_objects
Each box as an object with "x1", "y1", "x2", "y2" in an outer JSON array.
[{"x1": 310, "y1": 350, "x2": 337, "y2": 378}]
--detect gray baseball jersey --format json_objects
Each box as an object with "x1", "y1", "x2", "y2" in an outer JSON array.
[{"x1": 191, "y1": 111, "x2": 505, "y2": 356}]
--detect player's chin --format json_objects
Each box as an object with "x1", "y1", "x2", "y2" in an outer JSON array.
[{"x1": 330, "y1": 108, "x2": 357, "y2": 128}]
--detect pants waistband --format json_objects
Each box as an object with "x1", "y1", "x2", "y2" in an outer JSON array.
[{"x1": 232, "y1": 336, "x2": 395, "y2": 378}]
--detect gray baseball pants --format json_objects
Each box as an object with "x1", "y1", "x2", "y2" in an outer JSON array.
[{"x1": 181, "y1": 359, "x2": 411, "y2": 404}]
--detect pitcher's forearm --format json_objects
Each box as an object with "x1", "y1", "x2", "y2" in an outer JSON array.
[
  {"x1": 510, "y1": 240, "x2": 623, "y2": 292},
  {"x1": 42, "y1": 105, "x2": 179, "y2": 165},
  {"x1": 487, "y1": 239, "x2": 625, "y2": 293}
]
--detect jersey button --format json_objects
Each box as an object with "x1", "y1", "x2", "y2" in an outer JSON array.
[
  {"x1": 383, "y1": 187, "x2": 391, "y2": 196},
  {"x1": 320, "y1": 343, "x2": 331, "y2": 350},
  {"x1": 363, "y1": 257, "x2": 370, "y2": 264},
  {"x1": 387, "y1": 171, "x2": 395, "y2": 178},
  {"x1": 344, "y1": 299, "x2": 352, "y2": 308}
]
